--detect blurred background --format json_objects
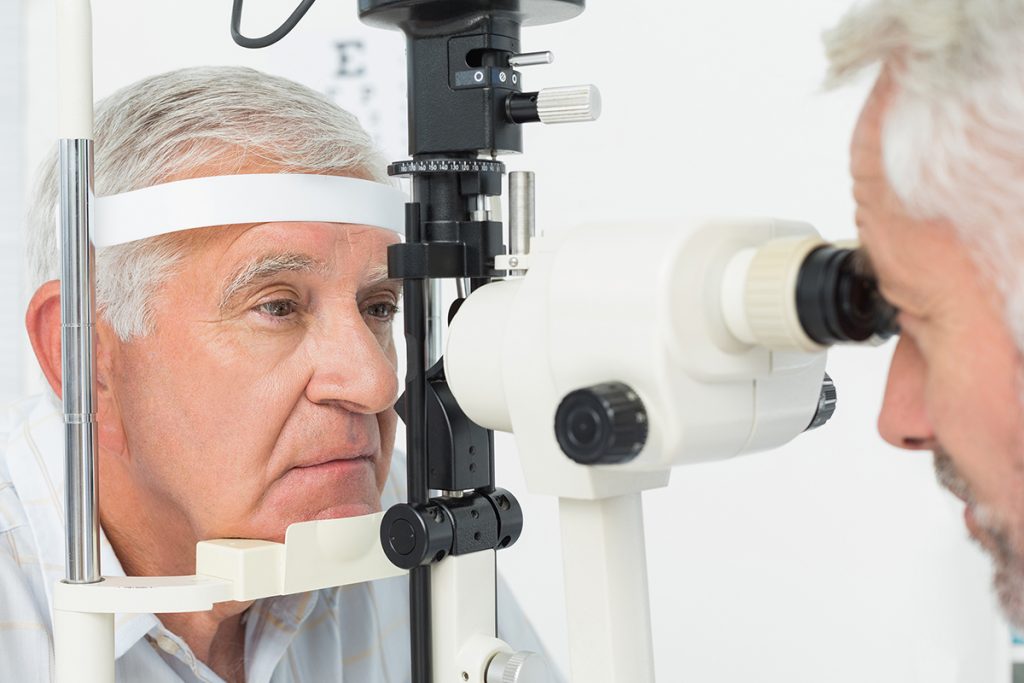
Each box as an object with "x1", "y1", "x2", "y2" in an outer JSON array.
[{"x1": 1, "y1": 0, "x2": 1019, "y2": 680}]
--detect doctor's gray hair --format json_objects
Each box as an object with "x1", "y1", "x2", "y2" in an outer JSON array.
[
  {"x1": 26, "y1": 65, "x2": 387, "y2": 341},
  {"x1": 823, "y1": 0, "x2": 1024, "y2": 349}
]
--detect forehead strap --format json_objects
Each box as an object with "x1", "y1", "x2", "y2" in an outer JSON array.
[{"x1": 91, "y1": 173, "x2": 407, "y2": 247}]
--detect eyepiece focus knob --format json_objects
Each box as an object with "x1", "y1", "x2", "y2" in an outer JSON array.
[
  {"x1": 805, "y1": 373, "x2": 838, "y2": 431},
  {"x1": 554, "y1": 382, "x2": 647, "y2": 465}
]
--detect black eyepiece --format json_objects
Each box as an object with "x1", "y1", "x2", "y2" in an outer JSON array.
[{"x1": 796, "y1": 247, "x2": 898, "y2": 345}]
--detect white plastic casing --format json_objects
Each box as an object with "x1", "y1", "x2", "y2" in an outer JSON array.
[
  {"x1": 57, "y1": 0, "x2": 94, "y2": 139},
  {"x1": 54, "y1": 513, "x2": 407, "y2": 683},
  {"x1": 446, "y1": 217, "x2": 829, "y2": 682},
  {"x1": 445, "y1": 217, "x2": 828, "y2": 500},
  {"x1": 432, "y1": 552, "x2": 516, "y2": 683}
]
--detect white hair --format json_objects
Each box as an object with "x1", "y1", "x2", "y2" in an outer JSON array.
[
  {"x1": 27, "y1": 65, "x2": 388, "y2": 340},
  {"x1": 824, "y1": 0, "x2": 1024, "y2": 349}
]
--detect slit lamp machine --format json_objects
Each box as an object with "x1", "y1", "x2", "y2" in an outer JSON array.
[{"x1": 50, "y1": 0, "x2": 898, "y2": 681}]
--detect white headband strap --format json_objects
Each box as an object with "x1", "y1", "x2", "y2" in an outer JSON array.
[{"x1": 93, "y1": 173, "x2": 407, "y2": 247}]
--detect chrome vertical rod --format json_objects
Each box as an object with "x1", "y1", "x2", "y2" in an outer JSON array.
[
  {"x1": 426, "y1": 278, "x2": 445, "y2": 366},
  {"x1": 59, "y1": 138, "x2": 100, "y2": 584},
  {"x1": 57, "y1": 0, "x2": 99, "y2": 586},
  {"x1": 509, "y1": 171, "x2": 535, "y2": 277}
]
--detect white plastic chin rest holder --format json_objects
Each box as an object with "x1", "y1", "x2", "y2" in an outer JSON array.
[{"x1": 54, "y1": 512, "x2": 405, "y2": 683}]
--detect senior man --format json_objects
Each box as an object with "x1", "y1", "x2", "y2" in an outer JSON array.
[
  {"x1": 825, "y1": 0, "x2": 1024, "y2": 631},
  {"x1": 0, "y1": 66, "x2": 543, "y2": 682}
]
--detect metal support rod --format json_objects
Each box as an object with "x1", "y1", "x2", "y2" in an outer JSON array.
[
  {"x1": 509, "y1": 171, "x2": 535, "y2": 277},
  {"x1": 470, "y1": 193, "x2": 489, "y2": 221},
  {"x1": 402, "y1": 203, "x2": 433, "y2": 683},
  {"x1": 426, "y1": 279, "x2": 445, "y2": 366},
  {"x1": 59, "y1": 138, "x2": 101, "y2": 585},
  {"x1": 57, "y1": 0, "x2": 99, "y2": 586}
]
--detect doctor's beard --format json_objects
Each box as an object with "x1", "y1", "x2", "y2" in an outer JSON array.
[{"x1": 934, "y1": 447, "x2": 1024, "y2": 630}]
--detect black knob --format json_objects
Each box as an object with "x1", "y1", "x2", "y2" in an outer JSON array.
[
  {"x1": 380, "y1": 503, "x2": 453, "y2": 569},
  {"x1": 554, "y1": 382, "x2": 648, "y2": 465},
  {"x1": 805, "y1": 373, "x2": 838, "y2": 431}
]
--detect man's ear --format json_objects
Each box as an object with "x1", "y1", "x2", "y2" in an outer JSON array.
[
  {"x1": 26, "y1": 282, "x2": 128, "y2": 457},
  {"x1": 25, "y1": 280, "x2": 63, "y2": 397}
]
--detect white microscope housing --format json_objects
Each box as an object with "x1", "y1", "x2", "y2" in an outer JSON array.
[{"x1": 445, "y1": 217, "x2": 832, "y2": 500}]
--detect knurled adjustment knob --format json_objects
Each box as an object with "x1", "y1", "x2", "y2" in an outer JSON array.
[
  {"x1": 554, "y1": 382, "x2": 648, "y2": 465},
  {"x1": 806, "y1": 373, "x2": 838, "y2": 431},
  {"x1": 536, "y1": 85, "x2": 602, "y2": 124},
  {"x1": 486, "y1": 650, "x2": 549, "y2": 683}
]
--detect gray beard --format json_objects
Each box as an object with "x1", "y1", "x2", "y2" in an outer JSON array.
[{"x1": 934, "y1": 447, "x2": 1024, "y2": 630}]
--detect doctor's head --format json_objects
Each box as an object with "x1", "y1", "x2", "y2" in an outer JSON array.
[
  {"x1": 24, "y1": 66, "x2": 401, "y2": 572},
  {"x1": 825, "y1": 1, "x2": 1024, "y2": 628}
]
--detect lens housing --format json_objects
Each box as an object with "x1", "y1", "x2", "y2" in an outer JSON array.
[
  {"x1": 796, "y1": 247, "x2": 898, "y2": 345},
  {"x1": 721, "y1": 237, "x2": 899, "y2": 352}
]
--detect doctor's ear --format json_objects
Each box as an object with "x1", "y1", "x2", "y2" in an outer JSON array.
[{"x1": 25, "y1": 280, "x2": 116, "y2": 399}]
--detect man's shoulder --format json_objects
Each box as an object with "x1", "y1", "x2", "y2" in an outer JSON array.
[
  {"x1": 0, "y1": 397, "x2": 54, "y2": 606},
  {"x1": 0, "y1": 393, "x2": 53, "y2": 435},
  {"x1": 0, "y1": 396, "x2": 39, "y2": 464},
  {"x1": 0, "y1": 394, "x2": 60, "y2": 534},
  {"x1": 0, "y1": 394, "x2": 60, "y2": 461},
  {"x1": 0, "y1": 526, "x2": 54, "y2": 682}
]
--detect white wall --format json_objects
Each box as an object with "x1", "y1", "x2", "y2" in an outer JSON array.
[
  {"x1": 17, "y1": 1, "x2": 1010, "y2": 681},
  {"x1": 1, "y1": 0, "x2": 25, "y2": 404}
]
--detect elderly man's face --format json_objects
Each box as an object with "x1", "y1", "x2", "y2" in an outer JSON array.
[
  {"x1": 107, "y1": 219, "x2": 401, "y2": 544},
  {"x1": 852, "y1": 73, "x2": 1024, "y2": 626}
]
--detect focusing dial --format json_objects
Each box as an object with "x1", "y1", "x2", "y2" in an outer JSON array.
[
  {"x1": 554, "y1": 382, "x2": 648, "y2": 465},
  {"x1": 805, "y1": 373, "x2": 838, "y2": 431}
]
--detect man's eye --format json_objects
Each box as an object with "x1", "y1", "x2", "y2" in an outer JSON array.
[
  {"x1": 256, "y1": 300, "x2": 298, "y2": 318},
  {"x1": 365, "y1": 302, "x2": 400, "y2": 321}
]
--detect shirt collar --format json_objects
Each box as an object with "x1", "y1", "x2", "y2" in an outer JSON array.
[{"x1": 5, "y1": 395, "x2": 160, "y2": 657}]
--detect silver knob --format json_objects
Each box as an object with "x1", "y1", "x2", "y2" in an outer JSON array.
[
  {"x1": 536, "y1": 85, "x2": 602, "y2": 124},
  {"x1": 508, "y1": 51, "x2": 554, "y2": 67},
  {"x1": 486, "y1": 650, "x2": 549, "y2": 683}
]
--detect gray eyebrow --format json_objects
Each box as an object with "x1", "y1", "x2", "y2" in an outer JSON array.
[
  {"x1": 361, "y1": 263, "x2": 392, "y2": 289},
  {"x1": 219, "y1": 252, "x2": 323, "y2": 312}
]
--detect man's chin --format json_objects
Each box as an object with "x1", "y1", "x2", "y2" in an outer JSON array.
[
  {"x1": 967, "y1": 505, "x2": 1024, "y2": 631},
  {"x1": 308, "y1": 502, "x2": 381, "y2": 522},
  {"x1": 993, "y1": 557, "x2": 1024, "y2": 632},
  {"x1": 257, "y1": 501, "x2": 382, "y2": 542}
]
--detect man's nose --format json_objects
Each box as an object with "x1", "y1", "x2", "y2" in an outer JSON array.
[
  {"x1": 877, "y1": 335, "x2": 934, "y2": 450},
  {"x1": 304, "y1": 313, "x2": 399, "y2": 414}
]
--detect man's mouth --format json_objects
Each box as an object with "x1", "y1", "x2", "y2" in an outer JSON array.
[
  {"x1": 933, "y1": 446, "x2": 990, "y2": 543},
  {"x1": 291, "y1": 454, "x2": 375, "y2": 474},
  {"x1": 934, "y1": 446, "x2": 973, "y2": 505}
]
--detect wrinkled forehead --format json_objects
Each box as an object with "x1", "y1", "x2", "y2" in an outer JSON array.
[
  {"x1": 211, "y1": 223, "x2": 399, "y2": 312},
  {"x1": 91, "y1": 173, "x2": 407, "y2": 248}
]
